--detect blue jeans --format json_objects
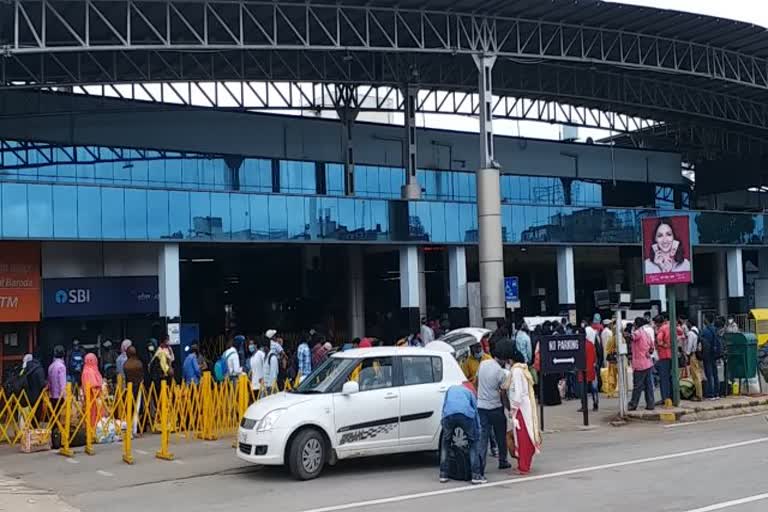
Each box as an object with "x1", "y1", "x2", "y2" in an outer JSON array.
[
  {"x1": 703, "y1": 357, "x2": 719, "y2": 398},
  {"x1": 479, "y1": 407, "x2": 508, "y2": 473},
  {"x1": 439, "y1": 414, "x2": 482, "y2": 481},
  {"x1": 656, "y1": 358, "x2": 672, "y2": 401}
]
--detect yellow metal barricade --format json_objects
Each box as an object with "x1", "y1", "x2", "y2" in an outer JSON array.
[
  {"x1": 155, "y1": 380, "x2": 174, "y2": 461},
  {"x1": 123, "y1": 383, "x2": 134, "y2": 464},
  {"x1": 59, "y1": 383, "x2": 74, "y2": 457}
]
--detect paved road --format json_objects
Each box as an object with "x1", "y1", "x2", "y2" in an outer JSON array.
[{"x1": 2, "y1": 413, "x2": 768, "y2": 512}]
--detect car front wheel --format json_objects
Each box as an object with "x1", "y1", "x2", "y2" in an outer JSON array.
[{"x1": 288, "y1": 429, "x2": 326, "y2": 480}]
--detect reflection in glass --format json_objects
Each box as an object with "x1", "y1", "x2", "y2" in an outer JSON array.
[
  {"x1": 168, "y1": 190, "x2": 191, "y2": 240},
  {"x1": 28, "y1": 184, "x2": 53, "y2": 238},
  {"x1": 190, "y1": 192, "x2": 213, "y2": 240},
  {"x1": 2, "y1": 183, "x2": 28, "y2": 237},
  {"x1": 249, "y1": 195, "x2": 269, "y2": 240},
  {"x1": 269, "y1": 195, "x2": 288, "y2": 240},
  {"x1": 77, "y1": 186, "x2": 101, "y2": 238},
  {"x1": 147, "y1": 190, "x2": 170, "y2": 239},
  {"x1": 210, "y1": 192, "x2": 230, "y2": 240},
  {"x1": 230, "y1": 194, "x2": 250, "y2": 240},
  {"x1": 101, "y1": 187, "x2": 125, "y2": 239},
  {"x1": 124, "y1": 188, "x2": 148, "y2": 239}
]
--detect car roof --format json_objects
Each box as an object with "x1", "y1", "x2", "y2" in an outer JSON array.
[
  {"x1": 331, "y1": 347, "x2": 449, "y2": 358},
  {"x1": 440, "y1": 327, "x2": 491, "y2": 341}
]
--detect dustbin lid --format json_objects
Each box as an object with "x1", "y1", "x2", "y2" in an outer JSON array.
[{"x1": 725, "y1": 332, "x2": 758, "y2": 345}]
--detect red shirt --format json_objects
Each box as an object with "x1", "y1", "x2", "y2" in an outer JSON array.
[
  {"x1": 578, "y1": 341, "x2": 597, "y2": 383},
  {"x1": 656, "y1": 322, "x2": 684, "y2": 361}
]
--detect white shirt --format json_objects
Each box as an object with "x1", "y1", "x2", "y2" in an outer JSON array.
[
  {"x1": 643, "y1": 324, "x2": 658, "y2": 361},
  {"x1": 222, "y1": 347, "x2": 241, "y2": 376},
  {"x1": 686, "y1": 329, "x2": 698, "y2": 356},
  {"x1": 420, "y1": 324, "x2": 435, "y2": 344},
  {"x1": 600, "y1": 328, "x2": 612, "y2": 350},
  {"x1": 249, "y1": 350, "x2": 265, "y2": 390}
]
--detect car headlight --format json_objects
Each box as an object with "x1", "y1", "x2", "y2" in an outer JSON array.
[{"x1": 256, "y1": 409, "x2": 286, "y2": 432}]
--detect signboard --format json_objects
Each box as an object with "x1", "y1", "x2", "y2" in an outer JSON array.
[
  {"x1": 0, "y1": 242, "x2": 41, "y2": 322},
  {"x1": 42, "y1": 276, "x2": 158, "y2": 318},
  {"x1": 167, "y1": 323, "x2": 181, "y2": 346},
  {"x1": 504, "y1": 276, "x2": 519, "y2": 302},
  {"x1": 642, "y1": 216, "x2": 693, "y2": 285},
  {"x1": 539, "y1": 334, "x2": 586, "y2": 374}
]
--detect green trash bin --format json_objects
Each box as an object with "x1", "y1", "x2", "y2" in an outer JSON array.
[{"x1": 725, "y1": 332, "x2": 758, "y2": 380}]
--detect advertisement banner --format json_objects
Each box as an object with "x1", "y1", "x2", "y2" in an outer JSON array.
[
  {"x1": 0, "y1": 242, "x2": 41, "y2": 322},
  {"x1": 642, "y1": 216, "x2": 693, "y2": 285},
  {"x1": 42, "y1": 276, "x2": 158, "y2": 318}
]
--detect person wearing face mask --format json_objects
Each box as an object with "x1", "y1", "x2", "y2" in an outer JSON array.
[{"x1": 462, "y1": 340, "x2": 492, "y2": 388}]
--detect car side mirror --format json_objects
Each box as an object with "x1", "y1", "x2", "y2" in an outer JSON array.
[{"x1": 342, "y1": 381, "x2": 359, "y2": 395}]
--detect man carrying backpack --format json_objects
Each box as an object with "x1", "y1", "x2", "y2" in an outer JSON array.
[
  {"x1": 700, "y1": 315, "x2": 722, "y2": 400},
  {"x1": 218, "y1": 339, "x2": 242, "y2": 383}
]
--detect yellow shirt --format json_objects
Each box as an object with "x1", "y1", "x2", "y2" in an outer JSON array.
[{"x1": 462, "y1": 353, "x2": 491, "y2": 385}]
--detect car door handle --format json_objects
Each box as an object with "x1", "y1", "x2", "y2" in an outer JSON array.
[
  {"x1": 438, "y1": 386, "x2": 448, "y2": 393},
  {"x1": 384, "y1": 393, "x2": 398, "y2": 399}
]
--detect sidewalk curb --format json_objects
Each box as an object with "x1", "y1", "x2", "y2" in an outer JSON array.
[{"x1": 626, "y1": 397, "x2": 768, "y2": 423}]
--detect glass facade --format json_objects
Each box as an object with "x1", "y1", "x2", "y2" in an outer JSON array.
[{"x1": 0, "y1": 139, "x2": 759, "y2": 246}]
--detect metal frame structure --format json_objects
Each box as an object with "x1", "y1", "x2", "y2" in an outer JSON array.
[{"x1": 4, "y1": 0, "x2": 768, "y2": 93}]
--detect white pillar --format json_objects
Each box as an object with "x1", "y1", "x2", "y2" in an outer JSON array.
[
  {"x1": 418, "y1": 248, "x2": 427, "y2": 319},
  {"x1": 650, "y1": 285, "x2": 667, "y2": 315},
  {"x1": 158, "y1": 243, "x2": 180, "y2": 320},
  {"x1": 348, "y1": 246, "x2": 365, "y2": 339},
  {"x1": 449, "y1": 247, "x2": 468, "y2": 309},
  {"x1": 557, "y1": 246, "x2": 576, "y2": 322},
  {"x1": 400, "y1": 246, "x2": 420, "y2": 309},
  {"x1": 715, "y1": 251, "x2": 728, "y2": 316},
  {"x1": 727, "y1": 248, "x2": 744, "y2": 298}
]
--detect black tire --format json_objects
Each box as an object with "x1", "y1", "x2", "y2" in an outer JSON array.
[{"x1": 287, "y1": 429, "x2": 326, "y2": 480}]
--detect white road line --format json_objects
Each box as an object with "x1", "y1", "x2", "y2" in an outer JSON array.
[
  {"x1": 301, "y1": 437, "x2": 768, "y2": 512},
  {"x1": 96, "y1": 470, "x2": 114, "y2": 477},
  {"x1": 683, "y1": 493, "x2": 768, "y2": 512},
  {"x1": 665, "y1": 412, "x2": 766, "y2": 428},
  {"x1": 65, "y1": 458, "x2": 79, "y2": 464},
  {"x1": 172, "y1": 459, "x2": 185, "y2": 465},
  {"x1": 135, "y1": 449, "x2": 149, "y2": 455}
]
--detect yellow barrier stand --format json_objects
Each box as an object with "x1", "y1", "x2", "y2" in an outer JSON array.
[
  {"x1": 84, "y1": 386, "x2": 95, "y2": 456},
  {"x1": 197, "y1": 373, "x2": 217, "y2": 441},
  {"x1": 59, "y1": 383, "x2": 74, "y2": 457},
  {"x1": 122, "y1": 383, "x2": 134, "y2": 465},
  {"x1": 231, "y1": 375, "x2": 249, "y2": 448},
  {"x1": 155, "y1": 380, "x2": 174, "y2": 461}
]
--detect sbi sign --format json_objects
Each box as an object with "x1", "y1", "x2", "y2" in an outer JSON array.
[{"x1": 55, "y1": 288, "x2": 91, "y2": 304}]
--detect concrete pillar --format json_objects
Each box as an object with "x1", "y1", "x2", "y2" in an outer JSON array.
[
  {"x1": 448, "y1": 246, "x2": 469, "y2": 328},
  {"x1": 715, "y1": 251, "x2": 728, "y2": 316},
  {"x1": 418, "y1": 248, "x2": 427, "y2": 319},
  {"x1": 650, "y1": 285, "x2": 667, "y2": 316},
  {"x1": 158, "y1": 243, "x2": 180, "y2": 321},
  {"x1": 474, "y1": 54, "x2": 505, "y2": 327},
  {"x1": 557, "y1": 246, "x2": 576, "y2": 323},
  {"x1": 401, "y1": 84, "x2": 421, "y2": 200},
  {"x1": 347, "y1": 246, "x2": 365, "y2": 339},
  {"x1": 400, "y1": 246, "x2": 421, "y2": 334},
  {"x1": 727, "y1": 247, "x2": 746, "y2": 313}
]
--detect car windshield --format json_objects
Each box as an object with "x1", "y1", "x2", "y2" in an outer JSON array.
[{"x1": 291, "y1": 356, "x2": 358, "y2": 394}]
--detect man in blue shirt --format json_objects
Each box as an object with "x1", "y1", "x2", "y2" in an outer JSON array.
[
  {"x1": 440, "y1": 384, "x2": 484, "y2": 484},
  {"x1": 182, "y1": 344, "x2": 202, "y2": 385},
  {"x1": 296, "y1": 335, "x2": 312, "y2": 382}
]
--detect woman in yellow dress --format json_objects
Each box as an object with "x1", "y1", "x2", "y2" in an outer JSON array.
[{"x1": 602, "y1": 322, "x2": 619, "y2": 398}]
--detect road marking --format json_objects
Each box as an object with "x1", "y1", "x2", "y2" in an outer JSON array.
[
  {"x1": 96, "y1": 470, "x2": 114, "y2": 477},
  {"x1": 135, "y1": 449, "x2": 149, "y2": 455},
  {"x1": 65, "y1": 458, "x2": 79, "y2": 464},
  {"x1": 172, "y1": 459, "x2": 185, "y2": 465},
  {"x1": 665, "y1": 412, "x2": 766, "y2": 428},
  {"x1": 301, "y1": 437, "x2": 768, "y2": 512},
  {"x1": 683, "y1": 493, "x2": 768, "y2": 512}
]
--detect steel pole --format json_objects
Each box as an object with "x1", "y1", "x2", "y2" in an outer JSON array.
[
  {"x1": 474, "y1": 54, "x2": 505, "y2": 326},
  {"x1": 669, "y1": 286, "x2": 680, "y2": 406}
]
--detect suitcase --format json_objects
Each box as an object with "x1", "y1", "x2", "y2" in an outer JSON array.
[
  {"x1": 20, "y1": 429, "x2": 51, "y2": 453},
  {"x1": 444, "y1": 425, "x2": 471, "y2": 481}
]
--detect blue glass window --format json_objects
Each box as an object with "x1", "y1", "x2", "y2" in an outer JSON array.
[
  {"x1": 147, "y1": 190, "x2": 170, "y2": 239},
  {"x1": 168, "y1": 190, "x2": 191, "y2": 239},
  {"x1": 280, "y1": 160, "x2": 316, "y2": 194},
  {"x1": 124, "y1": 188, "x2": 148, "y2": 239},
  {"x1": 190, "y1": 191, "x2": 212, "y2": 240},
  {"x1": 2, "y1": 183, "x2": 28, "y2": 237},
  {"x1": 77, "y1": 186, "x2": 101, "y2": 238},
  {"x1": 28, "y1": 184, "x2": 53, "y2": 238},
  {"x1": 249, "y1": 194, "x2": 269, "y2": 239},
  {"x1": 101, "y1": 187, "x2": 125, "y2": 239},
  {"x1": 53, "y1": 186, "x2": 78, "y2": 238},
  {"x1": 240, "y1": 159, "x2": 272, "y2": 193},
  {"x1": 269, "y1": 195, "x2": 288, "y2": 240},
  {"x1": 230, "y1": 194, "x2": 250, "y2": 240},
  {"x1": 325, "y1": 163, "x2": 345, "y2": 196},
  {"x1": 210, "y1": 192, "x2": 230, "y2": 240}
]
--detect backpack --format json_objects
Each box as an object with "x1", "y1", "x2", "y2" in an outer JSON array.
[
  {"x1": 713, "y1": 330, "x2": 725, "y2": 359},
  {"x1": 213, "y1": 351, "x2": 236, "y2": 383},
  {"x1": 70, "y1": 351, "x2": 84, "y2": 374}
]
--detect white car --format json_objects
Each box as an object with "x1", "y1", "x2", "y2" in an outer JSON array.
[{"x1": 236, "y1": 347, "x2": 467, "y2": 479}]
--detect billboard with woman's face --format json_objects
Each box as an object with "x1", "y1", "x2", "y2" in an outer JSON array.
[{"x1": 642, "y1": 216, "x2": 692, "y2": 285}]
